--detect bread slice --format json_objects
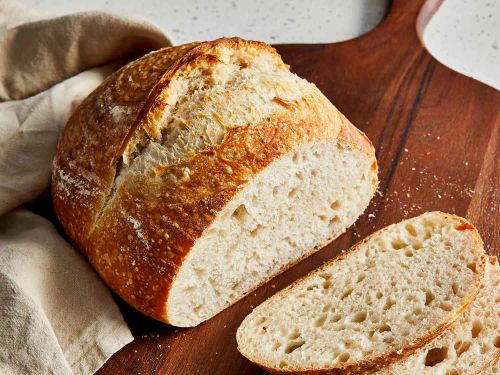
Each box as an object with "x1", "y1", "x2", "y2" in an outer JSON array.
[
  {"x1": 52, "y1": 37, "x2": 377, "y2": 326},
  {"x1": 237, "y1": 212, "x2": 487, "y2": 373},
  {"x1": 380, "y1": 256, "x2": 499, "y2": 375}
]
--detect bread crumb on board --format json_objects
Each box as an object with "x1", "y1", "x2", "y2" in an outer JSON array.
[{"x1": 356, "y1": 137, "x2": 479, "y2": 229}]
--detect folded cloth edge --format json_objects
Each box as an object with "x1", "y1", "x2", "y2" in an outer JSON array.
[{"x1": 0, "y1": 8, "x2": 172, "y2": 101}]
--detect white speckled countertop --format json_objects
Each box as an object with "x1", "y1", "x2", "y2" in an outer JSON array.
[
  {"x1": 424, "y1": 0, "x2": 499, "y2": 89},
  {"x1": 17, "y1": 0, "x2": 500, "y2": 89}
]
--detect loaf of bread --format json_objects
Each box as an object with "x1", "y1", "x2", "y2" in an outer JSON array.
[
  {"x1": 52, "y1": 37, "x2": 377, "y2": 326},
  {"x1": 237, "y1": 212, "x2": 487, "y2": 373},
  {"x1": 381, "y1": 255, "x2": 499, "y2": 374}
]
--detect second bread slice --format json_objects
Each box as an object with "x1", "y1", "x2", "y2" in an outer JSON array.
[
  {"x1": 380, "y1": 255, "x2": 499, "y2": 375},
  {"x1": 237, "y1": 212, "x2": 487, "y2": 373}
]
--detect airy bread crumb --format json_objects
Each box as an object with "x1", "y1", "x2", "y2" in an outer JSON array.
[{"x1": 237, "y1": 212, "x2": 486, "y2": 373}]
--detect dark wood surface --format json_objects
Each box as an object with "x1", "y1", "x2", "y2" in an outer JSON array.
[{"x1": 97, "y1": 1, "x2": 499, "y2": 373}]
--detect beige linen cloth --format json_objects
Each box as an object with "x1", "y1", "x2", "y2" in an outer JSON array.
[{"x1": 0, "y1": 1, "x2": 172, "y2": 373}]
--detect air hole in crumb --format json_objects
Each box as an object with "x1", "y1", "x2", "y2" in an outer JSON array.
[
  {"x1": 338, "y1": 353, "x2": 350, "y2": 362},
  {"x1": 330, "y1": 201, "x2": 340, "y2": 210},
  {"x1": 365, "y1": 294, "x2": 372, "y2": 304},
  {"x1": 494, "y1": 336, "x2": 500, "y2": 348},
  {"x1": 289, "y1": 331, "x2": 300, "y2": 340},
  {"x1": 439, "y1": 302, "x2": 453, "y2": 312},
  {"x1": 406, "y1": 224, "x2": 418, "y2": 236},
  {"x1": 195, "y1": 268, "x2": 206, "y2": 278},
  {"x1": 384, "y1": 298, "x2": 395, "y2": 310},
  {"x1": 279, "y1": 361, "x2": 287, "y2": 368},
  {"x1": 292, "y1": 153, "x2": 299, "y2": 163},
  {"x1": 414, "y1": 307, "x2": 423, "y2": 315},
  {"x1": 405, "y1": 249, "x2": 414, "y2": 257},
  {"x1": 425, "y1": 347, "x2": 448, "y2": 367},
  {"x1": 481, "y1": 344, "x2": 491, "y2": 354},
  {"x1": 273, "y1": 342, "x2": 281, "y2": 351},
  {"x1": 250, "y1": 225, "x2": 262, "y2": 237},
  {"x1": 424, "y1": 218, "x2": 436, "y2": 229},
  {"x1": 311, "y1": 169, "x2": 318, "y2": 177},
  {"x1": 329, "y1": 216, "x2": 340, "y2": 227},
  {"x1": 319, "y1": 215, "x2": 328, "y2": 222},
  {"x1": 383, "y1": 337, "x2": 394, "y2": 344},
  {"x1": 405, "y1": 315, "x2": 415, "y2": 324},
  {"x1": 314, "y1": 315, "x2": 327, "y2": 327},
  {"x1": 391, "y1": 238, "x2": 407, "y2": 250},
  {"x1": 232, "y1": 204, "x2": 249, "y2": 223},
  {"x1": 344, "y1": 340, "x2": 354, "y2": 348},
  {"x1": 184, "y1": 286, "x2": 195, "y2": 293},
  {"x1": 376, "y1": 291, "x2": 383, "y2": 299},
  {"x1": 352, "y1": 311, "x2": 367, "y2": 323},
  {"x1": 446, "y1": 370, "x2": 459, "y2": 375},
  {"x1": 454, "y1": 341, "x2": 471, "y2": 357},
  {"x1": 284, "y1": 339, "x2": 305, "y2": 354},
  {"x1": 379, "y1": 324, "x2": 391, "y2": 333},
  {"x1": 331, "y1": 314, "x2": 342, "y2": 323},
  {"x1": 296, "y1": 171, "x2": 304, "y2": 180},
  {"x1": 425, "y1": 291, "x2": 435, "y2": 306},
  {"x1": 323, "y1": 280, "x2": 332, "y2": 289},
  {"x1": 471, "y1": 321, "x2": 483, "y2": 338},
  {"x1": 413, "y1": 242, "x2": 423, "y2": 250},
  {"x1": 467, "y1": 263, "x2": 477, "y2": 273},
  {"x1": 341, "y1": 288, "x2": 353, "y2": 300},
  {"x1": 288, "y1": 188, "x2": 298, "y2": 198},
  {"x1": 357, "y1": 273, "x2": 366, "y2": 283},
  {"x1": 237, "y1": 60, "x2": 249, "y2": 68},
  {"x1": 451, "y1": 283, "x2": 460, "y2": 296}
]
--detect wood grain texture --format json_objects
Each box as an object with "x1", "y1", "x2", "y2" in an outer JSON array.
[{"x1": 96, "y1": 0, "x2": 499, "y2": 373}]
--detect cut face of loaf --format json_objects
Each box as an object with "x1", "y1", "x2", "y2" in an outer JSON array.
[
  {"x1": 52, "y1": 37, "x2": 377, "y2": 326},
  {"x1": 168, "y1": 141, "x2": 375, "y2": 326},
  {"x1": 237, "y1": 212, "x2": 487, "y2": 374},
  {"x1": 380, "y1": 256, "x2": 499, "y2": 375}
]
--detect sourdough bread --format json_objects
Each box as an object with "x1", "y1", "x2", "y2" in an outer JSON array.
[
  {"x1": 52, "y1": 37, "x2": 377, "y2": 326},
  {"x1": 380, "y1": 256, "x2": 499, "y2": 375},
  {"x1": 236, "y1": 212, "x2": 487, "y2": 373}
]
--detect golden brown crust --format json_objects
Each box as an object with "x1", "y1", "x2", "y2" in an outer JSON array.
[
  {"x1": 52, "y1": 42, "x2": 199, "y2": 249},
  {"x1": 52, "y1": 37, "x2": 376, "y2": 323},
  {"x1": 238, "y1": 213, "x2": 487, "y2": 375}
]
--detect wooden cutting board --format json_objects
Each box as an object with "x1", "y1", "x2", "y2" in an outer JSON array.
[{"x1": 97, "y1": 1, "x2": 499, "y2": 373}]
